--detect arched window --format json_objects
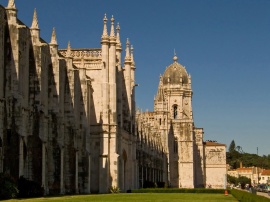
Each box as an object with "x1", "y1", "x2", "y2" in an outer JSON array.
[{"x1": 173, "y1": 105, "x2": 178, "y2": 119}]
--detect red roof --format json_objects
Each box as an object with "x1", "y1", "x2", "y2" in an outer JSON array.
[
  {"x1": 237, "y1": 168, "x2": 252, "y2": 172},
  {"x1": 261, "y1": 169, "x2": 270, "y2": 175},
  {"x1": 204, "y1": 141, "x2": 226, "y2": 146}
]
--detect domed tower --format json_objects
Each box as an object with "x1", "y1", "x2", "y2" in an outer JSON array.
[{"x1": 154, "y1": 54, "x2": 194, "y2": 188}]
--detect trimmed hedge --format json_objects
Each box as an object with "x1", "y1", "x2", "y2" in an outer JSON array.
[
  {"x1": 0, "y1": 173, "x2": 18, "y2": 200},
  {"x1": 131, "y1": 188, "x2": 228, "y2": 194},
  {"x1": 230, "y1": 189, "x2": 270, "y2": 202},
  {"x1": 18, "y1": 176, "x2": 44, "y2": 198}
]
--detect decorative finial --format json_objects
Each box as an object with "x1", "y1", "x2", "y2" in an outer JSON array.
[
  {"x1": 31, "y1": 8, "x2": 39, "y2": 29},
  {"x1": 116, "y1": 22, "x2": 120, "y2": 32},
  {"x1": 116, "y1": 22, "x2": 121, "y2": 47},
  {"x1": 7, "y1": 0, "x2": 16, "y2": 8},
  {"x1": 173, "y1": 49, "x2": 178, "y2": 62},
  {"x1": 110, "y1": 15, "x2": 115, "y2": 37},
  {"x1": 50, "y1": 27, "x2": 57, "y2": 45},
  {"x1": 131, "y1": 45, "x2": 134, "y2": 62},
  {"x1": 66, "y1": 41, "x2": 72, "y2": 57},
  {"x1": 125, "y1": 38, "x2": 131, "y2": 61},
  {"x1": 102, "y1": 13, "x2": 108, "y2": 37}
]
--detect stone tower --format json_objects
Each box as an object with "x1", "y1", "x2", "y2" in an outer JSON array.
[
  {"x1": 136, "y1": 54, "x2": 227, "y2": 189},
  {"x1": 154, "y1": 54, "x2": 194, "y2": 188}
]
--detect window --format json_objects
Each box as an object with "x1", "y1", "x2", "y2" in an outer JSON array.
[{"x1": 173, "y1": 105, "x2": 178, "y2": 119}]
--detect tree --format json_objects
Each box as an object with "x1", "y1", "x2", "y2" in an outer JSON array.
[
  {"x1": 227, "y1": 140, "x2": 270, "y2": 169},
  {"x1": 237, "y1": 176, "x2": 251, "y2": 189},
  {"x1": 227, "y1": 175, "x2": 238, "y2": 185},
  {"x1": 229, "y1": 140, "x2": 236, "y2": 153}
]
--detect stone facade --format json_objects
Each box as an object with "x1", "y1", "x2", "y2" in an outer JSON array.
[
  {"x1": 136, "y1": 55, "x2": 227, "y2": 189},
  {"x1": 0, "y1": 0, "x2": 226, "y2": 195},
  {"x1": 0, "y1": 1, "x2": 141, "y2": 194}
]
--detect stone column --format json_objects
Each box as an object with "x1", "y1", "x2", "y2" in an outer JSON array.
[
  {"x1": 19, "y1": 137, "x2": 24, "y2": 177},
  {"x1": 75, "y1": 151, "x2": 78, "y2": 193},
  {"x1": 60, "y1": 147, "x2": 64, "y2": 194},
  {"x1": 42, "y1": 142, "x2": 47, "y2": 194},
  {"x1": 88, "y1": 154, "x2": 91, "y2": 193},
  {"x1": 141, "y1": 166, "x2": 144, "y2": 188},
  {"x1": 135, "y1": 161, "x2": 138, "y2": 189},
  {"x1": 0, "y1": 147, "x2": 2, "y2": 173},
  {"x1": 99, "y1": 132, "x2": 109, "y2": 193}
]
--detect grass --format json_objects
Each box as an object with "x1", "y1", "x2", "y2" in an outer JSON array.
[{"x1": 4, "y1": 193, "x2": 237, "y2": 202}]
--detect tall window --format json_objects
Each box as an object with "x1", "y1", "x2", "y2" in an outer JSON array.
[{"x1": 173, "y1": 105, "x2": 178, "y2": 119}]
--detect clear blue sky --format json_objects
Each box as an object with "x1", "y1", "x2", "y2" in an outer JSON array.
[{"x1": 2, "y1": 0, "x2": 270, "y2": 156}]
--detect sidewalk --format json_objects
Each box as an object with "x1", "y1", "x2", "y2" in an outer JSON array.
[{"x1": 256, "y1": 191, "x2": 270, "y2": 199}]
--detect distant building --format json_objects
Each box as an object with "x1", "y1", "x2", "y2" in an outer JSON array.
[
  {"x1": 259, "y1": 169, "x2": 270, "y2": 184},
  {"x1": 227, "y1": 165, "x2": 262, "y2": 184}
]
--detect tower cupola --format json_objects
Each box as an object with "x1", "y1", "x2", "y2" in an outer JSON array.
[{"x1": 163, "y1": 54, "x2": 189, "y2": 85}]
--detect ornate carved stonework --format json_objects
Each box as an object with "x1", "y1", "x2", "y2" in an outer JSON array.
[{"x1": 59, "y1": 49, "x2": 102, "y2": 60}]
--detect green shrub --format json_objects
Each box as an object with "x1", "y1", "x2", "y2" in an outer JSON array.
[
  {"x1": 143, "y1": 180, "x2": 155, "y2": 188},
  {"x1": 231, "y1": 189, "x2": 270, "y2": 202},
  {"x1": 156, "y1": 181, "x2": 165, "y2": 188},
  {"x1": 109, "y1": 186, "x2": 121, "y2": 193},
  {"x1": 0, "y1": 173, "x2": 19, "y2": 200},
  {"x1": 131, "y1": 188, "x2": 227, "y2": 194},
  {"x1": 18, "y1": 176, "x2": 44, "y2": 198}
]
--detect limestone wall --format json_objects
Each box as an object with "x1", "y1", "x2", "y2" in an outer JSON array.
[{"x1": 204, "y1": 143, "x2": 227, "y2": 189}]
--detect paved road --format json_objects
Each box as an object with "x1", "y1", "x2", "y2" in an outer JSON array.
[
  {"x1": 235, "y1": 188, "x2": 270, "y2": 199},
  {"x1": 256, "y1": 191, "x2": 270, "y2": 199}
]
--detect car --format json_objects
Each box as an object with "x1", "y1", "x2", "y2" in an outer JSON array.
[{"x1": 256, "y1": 184, "x2": 266, "y2": 192}]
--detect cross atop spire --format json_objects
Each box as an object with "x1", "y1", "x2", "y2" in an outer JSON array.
[
  {"x1": 50, "y1": 27, "x2": 57, "y2": 45},
  {"x1": 31, "y1": 8, "x2": 39, "y2": 29}
]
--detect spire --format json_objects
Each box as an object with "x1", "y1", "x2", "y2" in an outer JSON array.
[
  {"x1": 116, "y1": 23, "x2": 121, "y2": 43},
  {"x1": 31, "y1": 8, "x2": 39, "y2": 29},
  {"x1": 7, "y1": 0, "x2": 16, "y2": 9},
  {"x1": 155, "y1": 75, "x2": 165, "y2": 102},
  {"x1": 102, "y1": 14, "x2": 108, "y2": 37},
  {"x1": 125, "y1": 38, "x2": 131, "y2": 61},
  {"x1": 131, "y1": 45, "x2": 135, "y2": 64},
  {"x1": 116, "y1": 22, "x2": 122, "y2": 49},
  {"x1": 66, "y1": 41, "x2": 72, "y2": 58},
  {"x1": 50, "y1": 27, "x2": 57, "y2": 45},
  {"x1": 110, "y1": 15, "x2": 115, "y2": 37}
]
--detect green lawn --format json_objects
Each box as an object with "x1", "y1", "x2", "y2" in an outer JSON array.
[{"x1": 4, "y1": 193, "x2": 237, "y2": 202}]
